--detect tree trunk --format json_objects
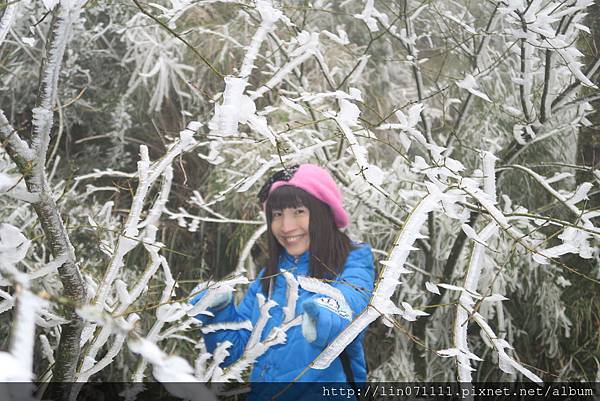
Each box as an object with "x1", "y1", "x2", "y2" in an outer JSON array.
[{"x1": 0, "y1": 2, "x2": 88, "y2": 392}]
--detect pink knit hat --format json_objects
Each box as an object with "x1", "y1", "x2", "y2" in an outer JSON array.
[{"x1": 259, "y1": 164, "x2": 349, "y2": 229}]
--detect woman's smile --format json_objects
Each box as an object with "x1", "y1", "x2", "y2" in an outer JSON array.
[{"x1": 271, "y1": 206, "x2": 310, "y2": 256}]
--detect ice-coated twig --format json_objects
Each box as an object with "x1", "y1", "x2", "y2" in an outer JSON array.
[
  {"x1": 0, "y1": 111, "x2": 34, "y2": 161},
  {"x1": 453, "y1": 222, "x2": 498, "y2": 383},
  {"x1": 217, "y1": 315, "x2": 302, "y2": 382},
  {"x1": 187, "y1": 275, "x2": 249, "y2": 317},
  {"x1": 471, "y1": 309, "x2": 542, "y2": 382},
  {"x1": 0, "y1": 244, "x2": 47, "y2": 382},
  {"x1": 0, "y1": 0, "x2": 19, "y2": 47},
  {"x1": 131, "y1": 258, "x2": 178, "y2": 381},
  {"x1": 128, "y1": 337, "x2": 218, "y2": 401},
  {"x1": 297, "y1": 276, "x2": 351, "y2": 315},
  {"x1": 39, "y1": 334, "x2": 55, "y2": 365},
  {"x1": 236, "y1": 140, "x2": 336, "y2": 193},
  {"x1": 311, "y1": 193, "x2": 442, "y2": 369},
  {"x1": 481, "y1": 151, "x2": 498, "y2": 202},
  {"x1": 282, "y1": 270, "x2": 299, "y2": 323},
  {"x1": 79, "y1": 164, "x2": 180, "y2": 380},
  {"x1": 452, "y1": 151, "x2": 501, "y2": 385},
  {"x1": 201, "y1": 321, "x2": 253, "y2": 334},
  {"x1": 251, "y1": 31, "x2": 320, "y2": 100},
  {"x1": 203, "y1": 341, "x2": 232, "y2": 381},
  {"x1": 94, "y1": 126, "x2": 197, "y2": 306},
  {"x1": 239, "y1": 0, "x2": 283, "y2": 78},
  {"x1": 461, "y1": 185, "x2": 595, "y2": 265},
  {"x1": 212, "y1": 286, "x2": 301, "y2": 382},
  {"x1": 246, "y1": 294, "x2": 276, "y2": 351},
  {"x1": 235, "y1": 224, "x2": 267, "y2": 277},
  {"x1": 28, "y1": 254, "x2": 68, "y2": 280},
  {"x1": 77, "y1": 315, "x2": 140, "y2": 383},
  {"x1": 167, "y1": 207, "x2": 264, "y2": 226},
  {"x1": 354, "y1": 0, "x2": 387, "y2": 32},
  {"x1": 31, "y1": 1, "x2": 86, "y2": 194},
  {"x1": 509, "y1": 164, "x2": 585, "y2": 218}
]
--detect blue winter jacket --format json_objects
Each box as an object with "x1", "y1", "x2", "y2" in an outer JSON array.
[{"x1": 190, "y1": 243, "x2": 375, "y2": 399}]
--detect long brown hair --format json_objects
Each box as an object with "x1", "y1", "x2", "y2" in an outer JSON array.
[{"x1": 262, "y1": 185, "x2": 353, "y2": 295}]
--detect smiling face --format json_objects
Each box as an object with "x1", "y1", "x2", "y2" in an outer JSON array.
[{"x1": 270, "y1": 206, "x2": 310, "y2": 256}]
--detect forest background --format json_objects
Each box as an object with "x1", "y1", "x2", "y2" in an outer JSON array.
[{"x1": 0, "y1": 0, "x2": 599, "y2": 399}]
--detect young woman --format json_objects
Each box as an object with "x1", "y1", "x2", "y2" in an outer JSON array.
[{"x1": 191, "y1": 164, "x2": 375, "y2": 399}]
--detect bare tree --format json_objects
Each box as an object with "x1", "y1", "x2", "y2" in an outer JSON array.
[{"x1": 0, "y1": 2, "x2": 87, "y2": 389}]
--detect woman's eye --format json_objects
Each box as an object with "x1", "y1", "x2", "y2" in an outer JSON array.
[
  {"x1": 295, "y1": 208, "x2": 306, "y2": 215},
  {"x1": 272, "y1": 211, "x2": 282, "y2": 218}
]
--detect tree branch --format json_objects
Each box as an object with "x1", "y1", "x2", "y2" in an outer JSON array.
[{"x1": 1, "y1": 2, "x2": 88, "y2": 390}]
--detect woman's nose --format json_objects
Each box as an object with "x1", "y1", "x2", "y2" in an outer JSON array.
[{"x1": 281, "y1": 213, "x2": 297, "y2": 231}]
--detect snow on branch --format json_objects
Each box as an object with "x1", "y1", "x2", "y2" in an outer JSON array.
[
  {"x1": 0, "y1": 226, "x2": 47, "y2": 383},
  {"x1": 218, "y1": 301, "x2": 302, "y2": 382},
  {"x1": 129, "y1": 337, "x2": 218, "y2": 401},
  {"x1": 311, "y1": 193, "x2": 442, "y2": 370},
  {"x1": 250, "y1": 31, "x2": 321, "y2": 100},
  {"x1": 0, "y1": 0, "x2": 19, "y2": 48},
  {"x1": 239, "y1": 0, "x2": 284, "y2": 78},
  {"x1": 235, "y1": 224, "x2": 267, "y2": 277},
  {"x1": 452, "y1": 222, "x2": 498, "y2": 382},
  {"x1": 94, "y1": 124, "x2": 197, "y2": 307}
]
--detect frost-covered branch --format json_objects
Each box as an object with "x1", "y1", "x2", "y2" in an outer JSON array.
[
  {"x1": 129, "y1": 337, "x2": 218, "y2": 401},
  {"x1": 0, "y1": 0, "x2": 19, "y2": 47},
  {"x1": 311, "y1": 193, "x2": 442, "y2": 370},
  {"x1": 0, "y1": 1, "x2": 88, "y2": 386},
  {"x1": 452, "y1": 223, "x2": 497, "y2": 382},
  {"x1": 94, "y1": 125, "x2": 197, "y2": 307},
  {"x1": 0, "y1": 226, "x2": 47, "y2": 383}
]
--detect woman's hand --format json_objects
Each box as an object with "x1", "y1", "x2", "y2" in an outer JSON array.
[{"x1": 301, "y1": 296, "x2": 352, "y2": 347}]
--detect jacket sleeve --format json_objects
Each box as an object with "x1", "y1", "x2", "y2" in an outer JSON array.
[
  {"x1": 189, "y1": 275, "x2": 262, "y2": 366},
  {"x1": 302, "y1": 243, "x2": 375, "y2": 347}
]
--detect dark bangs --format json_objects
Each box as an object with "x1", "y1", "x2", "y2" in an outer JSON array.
[{"x1": 265, "y1": 185, "x2": 311, "y2": 213}]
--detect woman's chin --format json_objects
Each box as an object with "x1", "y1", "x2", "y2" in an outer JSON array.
[{"x1": 284, "y1": 244, "x2": 309, "y2": 257}]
